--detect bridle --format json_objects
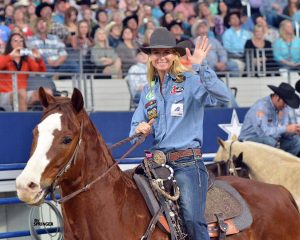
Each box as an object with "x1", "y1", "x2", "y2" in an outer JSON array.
[
  {"x1": 46, "y1": 121, "x2": 147, "y2": 204},
  {"x1": 226, "y1": 140, "x2": 238, "y2": 176}
]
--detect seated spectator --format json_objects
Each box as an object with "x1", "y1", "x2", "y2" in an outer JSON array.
[
  {"x1": 240, "y1": 7, "x2": 255, "y2": 32},
  {"x1": 26, "y1": 18, "x2": 79, "y2": 100},
  {"x1": 245, "y1": 24, "x2": 279, "y2": 76},
  {"x1": 192, "y1": 19, "x2": 239, "y2": 77},
  {"x1": 137, "y1": 3, "x2": 159, "y2": 34},
  {"x1": 283, "y1": 0, "x2": 300, "y2": 19},
  {"x1": 152, "y1": 0, "x2": 164, "y2": 20},
  {"x1": 64, "y1": 6, "x2": 79, "y2": 45},
  {"x1": 27, "y1": 4, "x2": 37, "y2": 31},
  {"x1": 70, "y1": 20, "x2": 93, "y2": 57},
  {"x1": 3, "y1": 4, "x2": 14, "y2": 26},
  {"x1": 273, "y1": 20, "x2": 300, "y2": 71},
  {"x1": 27, "y1": 18, "x2": 78, "y2": 74},
  {"x1": 167, "y1": 19, "x2": 190, "y2": 43},
  {"x1": 195, "y1": 2, "x2": 224, "y2": 39},
  {"x1": 159, "y1": 0, "x2": 176, "y2": 15},
  {"x1": 255, "y1": 16, "x2": 279, "y2": 43},
  {"x1": 111, "y1": 9, "x2": 125, "y2": 26},
  {"x1": 174, "y1": 0, "x2": 195, "y2": 22},
  {"x1": 222, "y1": 11, "x2": 252, "y2": 75},
  {"x1": 126, "y1": 49, "x2": 148, "y2": 106},
  {"x1": 160, "y1": 12, "x2": 175, "y2": 28},
  {"x1": 35, "y1": 2, "x2": 69, "y2": 41},
  {"x1": 239, "y1": 82, "x2": 300, "y2": 157},
  {"x1": 0, "y1": 33, "x2": 46, "y2": 111},
  {"x1": 91, "y1": 9, "x2": 109, "y2": 38},
  {"x1": 9, "y1": 6, "x2": 34, "y2": 37},
  {"x1": 122, "y1": 14, "x2": 143, "y2": 42},
  {"x1": 116, "y1": 27, "x2": 138, "y2": 75},
  {"x1": 82, "y1": 7, "x2": 97, "y2": 35},
  {"x1": 52, "y1": 0, "x2": 67, "y2": 25},
  {"x1": 91, "y1": 28, "x2": 122, "y2": 78},
  {"x1": 261, "y1": 0, "x2": 287, "y2": 28},
  {"x1": 105, "y1": 22, "x2": 122, "y2": 48}
]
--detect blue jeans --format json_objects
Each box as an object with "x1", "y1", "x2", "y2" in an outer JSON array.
[
  {"x1": 168, "y1": 156, "x2": 210, "y2": 240},
  {"x1": 248, "y1": 135, "x2": 300, "y2": 156}
]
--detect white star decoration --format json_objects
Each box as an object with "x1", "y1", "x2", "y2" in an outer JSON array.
[{"x1": 218, "y1": 109, "x2": 243, "y2": 140}]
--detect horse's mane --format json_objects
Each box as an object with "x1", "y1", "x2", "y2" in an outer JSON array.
[{"x1": 241, "y1": 141, "x2": 300, "y2": 163}]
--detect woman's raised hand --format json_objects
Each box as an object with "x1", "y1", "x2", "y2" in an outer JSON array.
[
  {"x1": 9, "y1": 47, "x2": 21, "y2": 58},
  {"x1": 185, "y1": 36, "x2": 211, "y2": 65}
]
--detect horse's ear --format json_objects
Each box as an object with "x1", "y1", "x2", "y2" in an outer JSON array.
[
  {"x1": 39, "y1": 87, "x2": 55, "y2": 108},
  {"x1": 217, "y1": 137, "x2": 225, "y2": 149},
  {"x1": 231, "y1": 134, "x2": 238, "y2": 141},
  {"x1": 71, "y1": 88, "x2": 84, "y2": 113}
]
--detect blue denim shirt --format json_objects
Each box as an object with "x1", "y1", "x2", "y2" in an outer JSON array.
[
  {"x1": 239, "y1": 96, "x2": 288, "y2": 140},
  {"x1": 130, "y1": 64, "x2": 231, "y2": 152}
]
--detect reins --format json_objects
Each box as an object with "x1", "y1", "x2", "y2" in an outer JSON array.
[{"x1": 50, "y1": 123, "x2": 148, "y2": 204}]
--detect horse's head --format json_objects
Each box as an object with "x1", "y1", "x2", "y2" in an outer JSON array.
[
  {"x1": 16, "y1": 87, "x2": 84, "y2": 205},
  {"x1": 214, "y1": 138, "x2": 234, "y2": 162}
]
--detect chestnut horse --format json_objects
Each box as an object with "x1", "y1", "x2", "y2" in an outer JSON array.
[{"x1": 16, "y1": 88, "x2": 300, "y2": 240}]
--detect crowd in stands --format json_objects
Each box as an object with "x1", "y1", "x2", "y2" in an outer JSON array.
[{"x1": 0, "y1": 0, "x2": 299, "y2": 111}]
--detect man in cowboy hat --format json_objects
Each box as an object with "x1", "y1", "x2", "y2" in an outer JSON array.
[{"x1": 239, "y1": 82, "x2": 300, "y2": 156}]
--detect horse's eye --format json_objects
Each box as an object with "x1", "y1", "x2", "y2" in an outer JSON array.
[{"x1": 62, "y1": 137, "x2": 72, "y2": 144}]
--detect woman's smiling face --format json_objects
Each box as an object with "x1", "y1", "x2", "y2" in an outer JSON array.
[{"x1": 149, "y1": 48, "x2": 177, "y2": 71}]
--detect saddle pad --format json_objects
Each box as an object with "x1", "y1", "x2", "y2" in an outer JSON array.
[
  {"x1": 214, "y1": 180, "x2": 253, "y2": 231},
  {"x1": 205, "y1": 185, "x2": 242, "y2": 223}
]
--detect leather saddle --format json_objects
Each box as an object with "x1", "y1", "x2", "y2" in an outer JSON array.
[{"x1": 133, "y1": 171, "x2": 253, "y2": 239}]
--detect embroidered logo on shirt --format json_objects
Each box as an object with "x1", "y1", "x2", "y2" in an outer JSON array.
[
  {"x1": 170, "y1": 85, "x2": 184, "y2": 95},
  {"x1": 171, "y1": 103, "x2": 184, "y2": 116},
  {"x1": 145, "y1": 100, "x2": 157, "y2": 108},
  {"x1": 146, "y1": 91, "x2": 155, "y2": 100},
  {"x1": 147, "y1": 107, "x2": 158, "y2": 120}
]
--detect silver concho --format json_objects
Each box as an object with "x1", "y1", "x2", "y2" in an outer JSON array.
[{"x1": 153, "y1": 150, "x2": 166, "y2": 165}]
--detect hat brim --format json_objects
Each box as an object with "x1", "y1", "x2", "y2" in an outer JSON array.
[
  {"x1": 140, "y1": 45, "x2": 186, "y2": 56},
  {"x1": 268, "y1": 85, "x2": 300, "y2": 108}
]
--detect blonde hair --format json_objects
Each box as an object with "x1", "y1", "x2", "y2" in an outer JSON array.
[
  {"x1": 279, "y1": 19, "x2": 294, "y2": 40},
  {"x1": 147, "y1": 50, "x2": 189, "y2": 85},
  {"x1": 94, "y1": 28, "x2": 110, "y2": 48}
]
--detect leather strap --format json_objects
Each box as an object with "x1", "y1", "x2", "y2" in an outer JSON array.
[
  {"x1": 167, "y1": 148, "x2": 201, "y2": 161},
  {"x1": 140, "y1": 207, "x2": 162, "y2": 240}
]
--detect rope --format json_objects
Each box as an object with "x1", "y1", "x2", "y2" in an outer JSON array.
[
  {"x1": 150, "y1": 180, "x2": 180, "y2": 201},
  {"x1": 29, "y1": 201, "x2": 64, "y2": 240}
]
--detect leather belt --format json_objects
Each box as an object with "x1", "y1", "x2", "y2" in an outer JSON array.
[{"x1": 167, "y1": 149, "x2": 202, "y2": 161}]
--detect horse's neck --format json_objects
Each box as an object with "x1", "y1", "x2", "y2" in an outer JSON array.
[{"x1": 59, "y1": 123, "x2": 148, "y2": 238}]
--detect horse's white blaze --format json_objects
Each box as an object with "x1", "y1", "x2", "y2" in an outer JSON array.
[{"x1": 16, "y1": 113, "x2": 62, "y2": 192}]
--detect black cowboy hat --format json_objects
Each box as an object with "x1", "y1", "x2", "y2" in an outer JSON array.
[
  {"x1": 140, "y1": 27, "x2": 186, "y2": 56},
  {"x1": 176, "y1": 39, "x2": 195, "y2": 51},
  {"x1": 35, "y1": 3, "x2": 54, "y2": 18},
  {"x1": 268, "y1": 82, "x2": 300, "y2": 108},
  {"x1": 159, "y1": 0, "x2": 176, "y2": 13},
  {"x1": 167, "y1": 19, "x2": 183, "y2": 31},
  {"x1": 122, "y1": 14, "x2": 138, "y2": 27}
]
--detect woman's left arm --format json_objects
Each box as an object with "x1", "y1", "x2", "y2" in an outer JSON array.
[{"x1": 186, "y1": 36, "x2": 231, "y2": 103}]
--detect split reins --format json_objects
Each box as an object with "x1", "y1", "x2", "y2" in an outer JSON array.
[{"x1": 50, "y1": 121, "x2": 148, "y2": 204}]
